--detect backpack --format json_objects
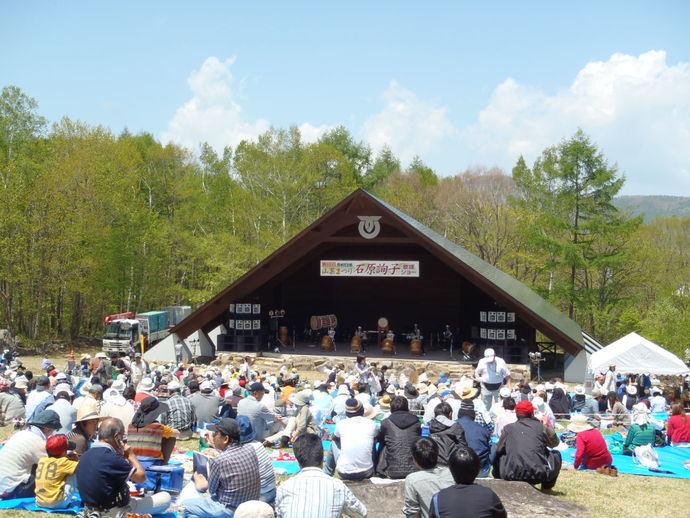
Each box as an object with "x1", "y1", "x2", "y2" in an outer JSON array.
[{"x1": 632, "y1": 444, "x2": 660, "y2": 469}]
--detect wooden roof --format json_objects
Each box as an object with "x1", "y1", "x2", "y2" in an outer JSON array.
[{"x1": 172, "y1": 189, "x2": 586, "y2": 354}]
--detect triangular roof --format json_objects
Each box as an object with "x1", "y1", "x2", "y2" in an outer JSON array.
[
  {"x1": 590, "y1": 332, "x2": 689, "y2": 375},
  {"x1": 172, "y1": 189, "x2": 586, "y2": 354}
]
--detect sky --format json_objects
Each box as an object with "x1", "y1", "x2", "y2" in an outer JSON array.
[{"x1": 2, "y1": 1, "x2": 690, "y2": 195}]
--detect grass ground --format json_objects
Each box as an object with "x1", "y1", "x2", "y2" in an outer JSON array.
[{"x1": 3, "y1": 355, "x2": 688, "y2": 518}]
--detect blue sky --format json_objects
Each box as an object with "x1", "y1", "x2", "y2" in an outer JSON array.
[{"x1": 2, "y1": 1, "x2": 690, "y2": 195}]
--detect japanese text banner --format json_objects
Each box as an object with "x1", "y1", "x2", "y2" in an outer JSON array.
[{"x1": 320, "y1": 260, "x2": 419, "y2": 277}]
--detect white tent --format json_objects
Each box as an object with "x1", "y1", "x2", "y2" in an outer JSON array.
[{"x1": 589, "y1": 332, "x2": 690, "y2": 376}]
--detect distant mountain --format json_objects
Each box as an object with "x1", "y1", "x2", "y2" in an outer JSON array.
[{"x1": 614, "y1": 195, "x2": 690, "y2": 221}]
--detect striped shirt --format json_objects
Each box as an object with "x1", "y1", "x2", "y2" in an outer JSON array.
[
  {"x1": 209, "y1": 443, "x2": 260, "y2": 509},
  {"x1": 247, "y1": 441, "x2": 276, "y2": 496},
  {"x1": 275, "y1": 467, "x2": 367, "y2": 518}
]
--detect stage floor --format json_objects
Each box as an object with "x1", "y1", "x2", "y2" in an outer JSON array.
[{"x1": 268, "y1": 340, "x2": 474, "y2": 363}]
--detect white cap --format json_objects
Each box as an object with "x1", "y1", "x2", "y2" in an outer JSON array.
[
  {"x1": 167, "y1": 379, "x2": 181, "y2": 391},
  {"x1": 574, "y1": 385, "x2": 585, "y2": 395},
  {"x1": 484, "y1": 348, "x2": 495, "y2": 359},
  {"x1": 499, "y1": 386, "x2": 511, "y2": 398},
  {"x1": 54, "y1": 383, "x2": 73, "y2": 396},
  {"x1": 200, "y1": 380, "x2": 214, "y2": 392},
  {"x1": 55, "y1": 372, "x2": 67, "y2": 380}
]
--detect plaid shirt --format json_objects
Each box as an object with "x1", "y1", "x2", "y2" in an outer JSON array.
[
  {"x1": 166, "y1": 393, "x2": 195, "y2": 431},
  {"x1": 209, "y1": 443, "x2": 260, "y2": 509}
]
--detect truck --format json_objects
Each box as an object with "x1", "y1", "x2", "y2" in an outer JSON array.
[{"x1": 102, "y1": 306, "x2": 190, "y2": 353}]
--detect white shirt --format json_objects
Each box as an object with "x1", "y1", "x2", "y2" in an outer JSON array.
[
  {"x1": 334, "y1": 416, "x2": 378, "y2": 474},
  {"x1": 475, "y1": 357, "x2": 510, "y2": 385},
  {"x1": 649, "y1": 395, "x2": 667, "y2": 413},
  {"x1": 275, "y1": 467, "x2": 366, "y2": 518}
]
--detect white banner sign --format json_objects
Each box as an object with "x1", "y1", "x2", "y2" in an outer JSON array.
[{"x1": 320, "y1": 260, "x2": 419, "y2": 277}]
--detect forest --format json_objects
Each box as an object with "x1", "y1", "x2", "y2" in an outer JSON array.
[{"x1": 1, "y1": 85, "x2": 688, "y2": 356}]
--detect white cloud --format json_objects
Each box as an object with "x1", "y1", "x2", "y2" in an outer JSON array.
[
  {"x1": 361, "y1": 80, "x2": 458, "y2": 165},
  {"x1": 161, "y1": 57, "x2": 270, "y2": 152},
  {"x1": 298, "y1": 122, "x2": 334, "y2": 143},
  {"x1": 463, "y1": 51, "x2": 690, "y2": 194}
]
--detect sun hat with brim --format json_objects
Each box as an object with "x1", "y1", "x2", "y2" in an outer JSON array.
[
  {"x1": 416, "y1": 383, "x2": 428, "y2": 394},
  {"x1": 14, "y1": 377, "x2": 28, "y2": 390},
  {"x1": 378, "y1": 394, "x2": 392, "y2": 410},
  {"x1": 460, "y1": 386, "x2": 479, "y2": 400},
  {"x1": 289, "y1": 389, "x2": 314, "y2": 407},
  {"x1": 385, "y1": 384, "x2": 396, "y2": 395},
  {"x1": 29, "y1": 409, "x2": 62, "y2": 430},
  {"x1": 235, "y1": 500, "x2": 275, "y2": 518},
  {"x1": 75, "y1": 404, "x2": 102, "y2": 423},
  {"x1": 103, "y1": 388, "x2": 126, "y2": 405},
  {"x1": 96, "y1": 352, "x2": 108, "y2": 359},
  {"x1": 138, "y1": 378, "x2": 155, "y2": 392},
  {"x1": 54, "y1": 383, "x2": 73, "y2": 396},
  {"x1": 236, "y1": 415, "x2": 256, "y2": 443},
  {"x1": 55, "y1": 372, "x2": 67, "y2": 381},
  {"x1": 574, "y1": 385, "x2": 585, "y2": 395},
  {"x1": 567, "y1": 414, "x2": 593, "y2": 433},
  {"x1": 626, "y1": 385, "x2": 638, "y2": 396},
  {"x1": 426, "y1": 384, "x2": 438, "y2": 397},
  {"x1": 363, "y1": 403, "x2": 378, "y2": 420},
  {"x1": 111, "y1": 378, "x2": 127, "y2": 392}
]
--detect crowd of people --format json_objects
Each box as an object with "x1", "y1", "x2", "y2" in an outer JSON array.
[{"x1": 0, "y1": 348, "x2": 688, "y2": 518}]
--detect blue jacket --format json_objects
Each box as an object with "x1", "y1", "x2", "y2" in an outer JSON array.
[{"x1": 458, "y1": 416, "x2": 492, "y2": 466}]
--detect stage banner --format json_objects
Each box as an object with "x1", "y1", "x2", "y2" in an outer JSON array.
[{"x1": 320, "y1": 260, "x2": 419, "y2": 277}]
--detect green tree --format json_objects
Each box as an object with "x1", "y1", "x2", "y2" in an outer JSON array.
[
  {"x1": 511, "y1": 130, "x2": 642, "y2": 335},
  {"x1": 362, "y1": 145, "x2": 400, "y2": 191},
  {"x1": 318, "y1": 126, "x2": 371, "y2": 186}
]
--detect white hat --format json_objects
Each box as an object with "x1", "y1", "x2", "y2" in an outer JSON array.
[
  {"x1": 532, "y1": 396, "x2": 545, "y2": 411},
  {"x1": 499, "y1": 386, "x2": 511, "y2": 398},
  {"x1": 138, "y1": 378, "x2": 155, "y2": 392},
  {"x1": 626, "y1": 385, "x2": 638, "y2": 396},
  {"x1": 574, "y1": 385, "x2": 585, "y2": 395},
  {"x1": 103, "y1": 388, "x2": 126, "y2": 405},
  {"x1": 95, "y1": 352, "x2": 108, "y2": 359},
  {"x1": 111, "y1": 378, "x2": 127, "y2": 392},
  {"x1": 484, "y1": 348, "x2": 495, "y2": 360},
  {"x1": 200, "y1": 380, "x2": 214, "y2": 392},
  {"x1": 234, "y1": 500, "x2": 275, "y2": 518},
  {"x1": 54, "y1": 383, "x2": 73, "y2": 396},
  {"x1": 544, "y1": 382, "x2": 554, "y2": 391},
  {"x1": 386, "y1": 384, "x2": 396, "y2": 395},
  {"x1": 651, "y1": 387, "x2": 662, "y2": 395},
  {"x1": 426, "y1": 384, "x2": 438, "y2": 396},
  {"x1": 536, "y1": 384, "x2": 545, "y2": 392},
  {"x1": 167, "y1": 379, "x2": 181, "y2": 391},
  {"x1": 632, "y1": 402, "x2": 650, "y2": 425},
  {"x1": 55, "y1": 372, "x2": 67, "y2": 381}
]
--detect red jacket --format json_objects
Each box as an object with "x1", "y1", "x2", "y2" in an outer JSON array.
[
  {"x1": 574, "y1": 428, "x2": 612, "y2": 469},
  {"x1": 667, "y1": 415, "x2": 690, "y2": 444}
]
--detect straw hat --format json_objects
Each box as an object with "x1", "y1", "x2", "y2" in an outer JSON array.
[
  {"x1": 416, "y1": 383, "x2": 428, "y2": 395},
  {"x1": 75, "y1": 402, "x2": 102, "y2": 423},
  {"x1": 426, "y1": 384, "x2": 438, "y2": 397},
  {"x1": 138, "y1": 378, "x2": 155, "y2": 392},
  {"x1": 378, "y1": 394, "x2": 392, "y2": 410},
  {"x1": 459, "y1": 385, "x2": 479, "y2": 400},
  {"x1": 363, "y1": 403, "x2": 378, "y2": 420},
  {"x1": 567, "y1": 414, "x2": 593, "y2": 433}
]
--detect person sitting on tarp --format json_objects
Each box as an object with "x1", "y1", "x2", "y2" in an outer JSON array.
[
  {"x1": 667, "y1": 402, "x2": 690, "y2": 445},
  {"x1": 567, "y1": 414, "x2": 612, "y2": 470},
  {"x1": 0, "y1": 409, "x2": 62, "y2": 499},
  {"x1": 493, "y1": 400, "x2": 561, "y2": 490},
  {"x1": 127, "y1": 396, "x2": 179, "y2": 462},
  {"x1": 77, "y1": 417, "x2": 170, "y2": 516},
  {"x1": 623, "y1": 403, "x2": 657, "y2": 455}
]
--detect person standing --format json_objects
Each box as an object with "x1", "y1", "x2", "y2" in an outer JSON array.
[
  {"x1": 474, "y1": 349, "x2": 511, "y2": 411},
  {"x1": 602, "y1": 364, "x2": 617, "y2": 394},
  {"x1": 175, "y1": 340, "x2": 184, "y2": 364}
]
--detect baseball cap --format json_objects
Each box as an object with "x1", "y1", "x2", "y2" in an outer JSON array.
[
  {"x1": 200, "y1": 380, "x2": 214, "y2": 392},
  {"x1": 206, "y1": 418, "x2": 239, "y2": 437},
  {"x1": 249, "y1": 382, "x2": 265, "y2": 392},
  {"x1": 484, "y1": 348, "x2": 495, "y2": 360},
  {"x1": 46, "y1": 434, "x2": 76, "y2": 456}
]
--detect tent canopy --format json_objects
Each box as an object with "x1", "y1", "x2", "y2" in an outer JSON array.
[{"x1": 589, "y1": 332, "x2": 690, "y2": 376}]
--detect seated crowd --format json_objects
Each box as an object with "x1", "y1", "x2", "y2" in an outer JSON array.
[{"x1": 0, "y1": 350, "x2": 687, "y2": 518}]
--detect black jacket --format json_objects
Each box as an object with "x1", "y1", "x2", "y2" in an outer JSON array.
[
  {"x1": 428, "y1": 416, "x2": 468, "y2": 465},
  {"x1": 376, "y1": 410, "x2": 421, "y2": 478},
  {"x1": 494, "y1": 416, "x2": 559, "y2": 483}
]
